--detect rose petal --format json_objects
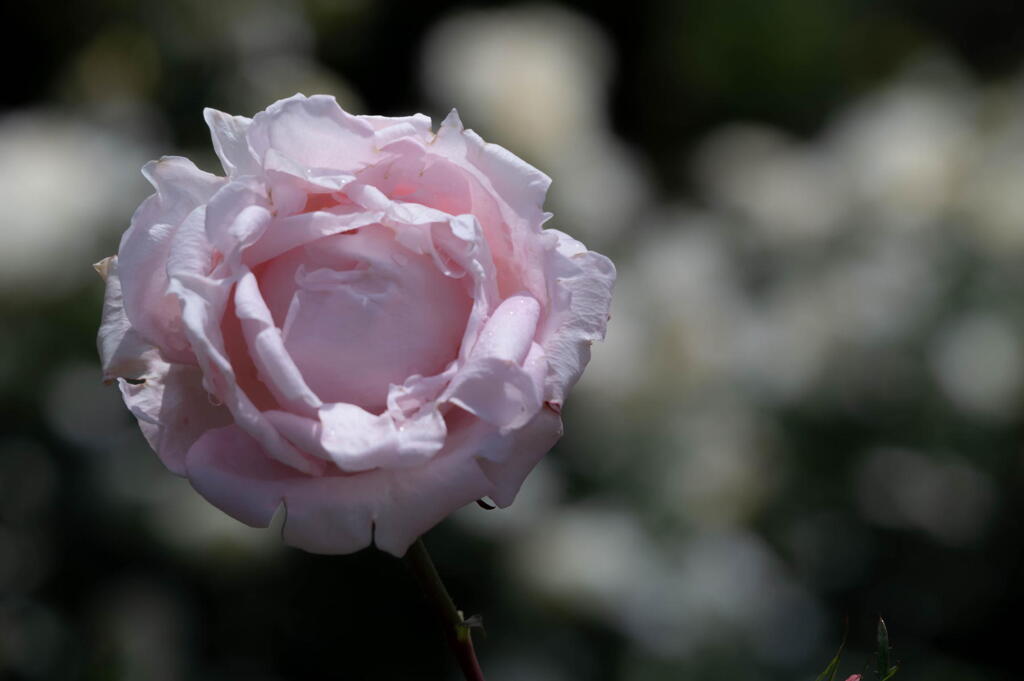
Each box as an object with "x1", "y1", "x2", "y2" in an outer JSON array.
[
  {"x1": 97, "y1": 255, "x2": 163, "y2": 381},
  {"x1": 469, "y1": 294, "x2": 540, "y2": 363},
  {"x1": 242, "y1": 206, "x2": 382, "y2": 267},
  {"x1": 445, "y1": 295, "x2": 544, "y2": 430},
  {"x1": 185, "y1": 423, "x2": 494, "y2": 556},
  {"x1": 121, "y1": 360, "x2": 232, "y2": 475},
  {"x1": 203, "y1": 108, "x2": 260, "y2": 177},
  {"x1": 265, "y1": 401, "x2": 445, "y2": 471},
  {"x1": 433, "y1": 110, "x2": 550, "y2": 224},
  {"x1": 369, "y1": 438, "x2": 495, "y2": 556},
  {"x1": 166, "y1": 208, "x2": 324, "y2": 476},
  {"x1": 279, "y1": 225, "x2": 471, "y2": 412},
  {"x1": 538, "y1": 229, "x2": 616, "y2": 407},
  {"x1": 117, "y1": 157, "x2": 223, "y2": 360},
  {"x1": 234, "y1": 270, "x2": 321, "y2": 415},
  {"x1": 431, "y1": 110, "x2": 551, "y2": 300},
  {"x1": 247, "y1": 94, "x2": 377, "y2": 174},
  {"x1": 474, "y1": 406, "x2": 563, "y2": 507},
  {"x1": 203, "y1": 179, "x2": 273, "y2": 268},
  {"x1": 262, "y1": 148, "x2": 358, "y2": 214},
  {"x1": 360, "y1": 112, "x2": 432, "y2": 136}
]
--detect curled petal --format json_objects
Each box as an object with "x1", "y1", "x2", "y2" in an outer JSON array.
[
  {"x1": 468, "y1": 294, "x2": 540, "y2": 363},
  {"x1": 319, "y1": 402, "x2": 445, "y2": 467},
  {"x1": 264, "y1": 400, "x2": 445, "y2": 472},
  {"x1": 203, "y1": 179, "x2": 273, "y2": 267},
  {"x1": 445, "y1": 295, "x2": 545, "y2": 430},
  {"x1": 538, "y1": 229, "x2": 617, "y2": 407}
]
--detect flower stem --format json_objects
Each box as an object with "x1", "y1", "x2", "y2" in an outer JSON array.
[{"x1": 403, "y1": 538, "x2": 486, "y2": 681}]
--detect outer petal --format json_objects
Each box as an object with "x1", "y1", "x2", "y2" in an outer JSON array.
[
  {"x1": 96, "y1": 255, "x2": 161, "y2": 381},
  {"x1": 475, "y1": 406, "x2": 564, "y2": 507},
  {"x1": 117, "y1": 157, "x2": 224, "y2": 361},
  {"x1": 369, "y1": 436, "x2": 496, "y2": 556},
  {"x1": 203, "y1": 108, "x2": 260, "y2": 177},
  {"x1": 97, "y1": 256, "x2": 232, "y2": 475},
  {"x1": 431, "y1": 110, "x2": 552, "y2": 301},
  {"x1": 246, "y1": 95, "x2": 377, "y2": 174},
  {"x1": 432, "y1": 110, "x2": 550, "y2": 229},
  {"x1": 359, "y1": 112, "x2": 432, "y2": 136},
  {"x1": 120, "y1": 360, "x2": 233, "y2": 475},
  {"x1": 185, "y1": 424, "x2": 495, "y2": 556},
  {"x1": 538, "y1": 229, "x2": 617, "y2": 408}
]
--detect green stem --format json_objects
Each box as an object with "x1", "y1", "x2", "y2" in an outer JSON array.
[{"x1": 403, "y1": 538, "x2": 486, "y2": 681}]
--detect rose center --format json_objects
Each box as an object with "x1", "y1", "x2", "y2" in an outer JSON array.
[{"x1": 256, "y1": 224, "x2": 472, "y2": 413}]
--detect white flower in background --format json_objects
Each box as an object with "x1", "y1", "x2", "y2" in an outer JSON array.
[
  {"x1": 630, "y1": 212, "x2": 747, "y2": 389},
  {"x1": 422, "y1": 5, "x2": 610, "y2": 147},
  {"x1": 693, "y1": 123, "x2": 850, "y2": 243},
  {"x1": 732, "y1": 284, "x2": 833, "y2": 403},
  {"x1": 825, "y1": 57, "x2": 976, "y2": 229},
  {"x1": 661, "y1": 400, "x2": 782, "y2": 527},
  {"x1": 421, "y1": 5, "x2": 647, "y2": 245},
  {"x1": 957, "y1": 74, "x2": 1024, "y2": 253},
  {"x1": 930, "y1": 312, "x2": 1024, "y2": 420},
  {"x1": 512, "y1": 505, "x2": 660, "y2": 623},
  {"x1": 821, "y1": 229, "x2": 946, "y2": 345},
  {"x1": 857, "y1": 448, "x2": 995, "y2": 546},
  {"x1": 0, "y1": 112, "x2": 150, "y2": 296},
  {"x1": 656, "y1": 532, "x2": 823, "y2": 665},
  {"x1": 511, "y1": 503, "x2": 823, "y2": 664}
]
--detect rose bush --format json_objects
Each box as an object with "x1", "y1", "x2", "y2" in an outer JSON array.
[{"x1": 97, "y1": 94, "x2": 615, "y2": 555}]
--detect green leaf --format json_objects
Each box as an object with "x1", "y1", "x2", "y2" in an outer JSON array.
[
  {"x1": 815, "y1": 629, "x2": 847, "y2": 681},
  {"x1": 876, "y1": 618, "x2": 898, "y2": 680}
]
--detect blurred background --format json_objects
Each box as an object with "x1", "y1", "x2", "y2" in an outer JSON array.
[{"x1": 3, "y1": 0, "x2": 1024, "y2": 679}]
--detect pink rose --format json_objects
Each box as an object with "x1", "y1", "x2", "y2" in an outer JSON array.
[{"x1": 97, "y1": 95, "x2": 615, "y2": 555}]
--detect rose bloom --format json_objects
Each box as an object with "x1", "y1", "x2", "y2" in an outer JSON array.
[{"x1": 97, "y1": 95, "x2": 615, "y2": 555}]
